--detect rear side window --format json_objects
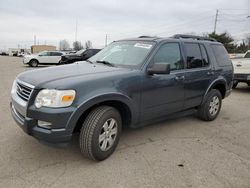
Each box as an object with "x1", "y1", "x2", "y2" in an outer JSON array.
[
  {"x1": 245, "y1": 52, "x2": 250, "y2": 58},
  {"x1": 51, "y1": 52, "x2": 62, "y2": 56},
  {"x1": 210, "y1": 44, "x2": 231, "y2": 66},
  {"x1": 185, "y1": 43, "x2": 208, "y2": 69}
]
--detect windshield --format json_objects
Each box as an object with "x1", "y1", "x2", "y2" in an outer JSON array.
[
  {"x1": 89, "y1": 41, "x2": 155, "y2": 68},
  {"x1": 76, "y1": 49, "x2": 86, "y2": 55}
]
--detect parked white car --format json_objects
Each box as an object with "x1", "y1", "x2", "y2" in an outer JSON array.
[
  {"x1": 232, "y1": 50, "x2": 250, "y2": 88},
  {"x1": 23, "y1": 51, "x2": 65, "y2": 67}
]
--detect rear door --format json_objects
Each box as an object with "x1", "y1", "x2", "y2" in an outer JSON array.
[
  {"x1": 49, "y1": 52, "x2": 63, "y2": 64},
  {"x1": 183, "y1": 43, "x2": 214, "y2": 109}
]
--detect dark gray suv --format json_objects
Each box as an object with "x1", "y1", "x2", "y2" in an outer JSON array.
[{"x1": 10, "y1": 35, "x2": 233, "y2": 161}]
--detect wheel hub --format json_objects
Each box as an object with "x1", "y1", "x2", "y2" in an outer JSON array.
[
  {"x1": 209, "y1": 96, "x2": 220, "y2": 116},
  {"x1": 99, "y1": 118, "x2": 118, "y2": 151}
]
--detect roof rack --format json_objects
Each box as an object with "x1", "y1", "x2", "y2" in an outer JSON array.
[
  {"x1": 138, "y1": 36, "x2": 156, "y2": 38},
  {"x1": 172, "y1": 34, "x2": 217, "y2": 42}
]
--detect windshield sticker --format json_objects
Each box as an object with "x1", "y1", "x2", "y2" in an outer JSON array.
[{"x1": 134, "y1": 43, "x2": 152, "y2": 49}]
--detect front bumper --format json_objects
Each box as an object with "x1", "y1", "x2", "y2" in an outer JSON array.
[
  {"x1": 23, "y1": 58, "x2": 30, "y2": 64},
  {"x1": 10, "y1": 101, "x2": 74, "y2": 144}
]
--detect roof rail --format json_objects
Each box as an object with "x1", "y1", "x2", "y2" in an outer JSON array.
[
  {"x1": 172, "y1": 34, "x2": 217, "y2": 42},
  {"x1": 138, "y1": 36, "x2": 155, "y2": 38}
]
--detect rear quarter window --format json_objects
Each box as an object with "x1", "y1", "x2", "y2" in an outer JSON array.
[{"x1": 210, "y1": 44, "x2": 231, "y2": 66}]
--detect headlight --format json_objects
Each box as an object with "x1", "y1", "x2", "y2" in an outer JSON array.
[{"x1": 35, "y1": 89, "x2": 76, "y2": 108}]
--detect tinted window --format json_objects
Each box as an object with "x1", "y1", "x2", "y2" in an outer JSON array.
[
  {"x1": 153, "y1": 43, "x2": 183, "y2": 71},
  {"x1": 210, "y1": 44, "x2": 231, "y2": 66},
  {"x1": 51, "y1": 52, "x2": 62, "y2": 56},
  {"x1": 185, "y1": 43, "x2": 203, "y2": 69},
  {"x1": 200, "y1": 44, "x2": 209, "y2": 66}
]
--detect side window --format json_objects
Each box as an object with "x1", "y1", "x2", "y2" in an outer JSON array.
[
  {"x1": 51, "y1": 52, "x2": 62, "y2": 56},
  {"x1": 200, "y1": 44, "x2": 209, "y2": 67},
  {"x1": 185, "y1": 43, "x2": 203, "y2": 69},
  {"x1": 153, "y1": 43, "x2": 183, "y2": 71},
  {"x1": 245, "y1": 52, "x2": 250, "y2": 58},
  {"x1": 39, "y1": 51, "x2": 49, "y2": 56},
  {"x1": 210, "y1": 44, "x2": 231, "y2": 66}
]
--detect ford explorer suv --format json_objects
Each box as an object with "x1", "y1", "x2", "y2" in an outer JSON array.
[
  {"x1": 10, "y1": 35, "x2": 233, "y2": 161},
  {"x1": 60, "y1": 49, "x2": 101, "y2": 64},
  {"x1": 23, "y1": 51, "x2": 65, "y2": 67},
  {"x1": 231, "y1": 50, "x2": 250, "y2": 88}
]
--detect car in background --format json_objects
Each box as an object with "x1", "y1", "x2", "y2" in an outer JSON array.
[
  {"x1": 23, "y1": 51, "x2": 65, "y2": 67},
  {"x1": 232, "y1": 50, "x2": 250, "y2": 88},
  {"x1": 60, "y1": 49, "x2": 101, "y2": 64},
  {"x1": 0, "y1": 51, "x2": 9, "y2": 56}
]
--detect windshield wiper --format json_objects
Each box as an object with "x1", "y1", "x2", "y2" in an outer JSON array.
[
  {"x1": 96, "y1": 60, "x2": 114, "y2": 67},
  {"x1": 86, "y1": 59, "x2": 93, "y2": 64}
]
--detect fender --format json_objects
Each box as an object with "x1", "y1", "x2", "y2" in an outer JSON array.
[
  {"x1": 65, "y1": 92, "x2": 137, "y2": 132},
  {"x1": 202, "y1": 77, "x2": 226, "y2": 103}
]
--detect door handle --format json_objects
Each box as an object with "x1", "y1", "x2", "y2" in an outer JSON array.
[
  {"x1": 236, "y1": 64, "x2": 242, "y2": 67},
  {"x1": 175, "y1": 75, "x2": 185, "y2": 81}
]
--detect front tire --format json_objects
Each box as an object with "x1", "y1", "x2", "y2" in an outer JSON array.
[
  {"x1": 79, "y1": 106, "x2": 122, "y2": 161},
  {"x1": 29, "y1": 59, "x2": 38, "y2": 67},
  {"x1": 197, "y1": 89, "x2": 222, "y2": 121}
]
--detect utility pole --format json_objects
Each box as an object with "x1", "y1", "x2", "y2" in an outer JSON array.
[
  {"x1": 75, "y1": 20, "x2": 78, "y2": 42},
  {"x1": 213, "y1": 9, "x2": 219, "y2": 34},
  {"x1": 105, "y1": 34, "x2": 108, "y2": 47},
  {"x1": 34, "y1": 35, "x2": 36, "y2": 45}
]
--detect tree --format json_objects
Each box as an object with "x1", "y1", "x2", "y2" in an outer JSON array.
[
  {"x1": 73, "y1": 41, "x2": 83, "y2": 51},
  {"x1": 208, "y1": 32, "x2": 237, "y2": 53},
  {"x1": 59, "y1": 40, "x2": 70, "y2": 51},
  {"x1": 85, "y1": 40, "x2": 93, "y2": 49}
]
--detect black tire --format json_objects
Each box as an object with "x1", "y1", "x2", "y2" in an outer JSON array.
[
  {"x1": 79, "y1": 106, "x2": 122, "y2": 161},
  {"x1": 197, "y1": 89, "x2": 222, "y2": 121},
  {"x1": 232, "y1": 81, "x2": 238, "y2": 89},
  {"x1": 29, "y1": 59, "x2": 38, "y2": 67}
]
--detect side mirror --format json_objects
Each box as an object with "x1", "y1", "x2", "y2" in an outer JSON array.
[{"x1": 147, "y1": 63, "x2": 170, "y2": 75}]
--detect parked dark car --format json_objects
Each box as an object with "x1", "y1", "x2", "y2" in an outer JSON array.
[
  {"x1": 10, "y1": 35, "x2": 233, "y2": 161},
  {"x1": 60, "y1": 49, "x2": 101, "y2": 64}
]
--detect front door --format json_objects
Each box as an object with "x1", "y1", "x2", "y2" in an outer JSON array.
[
  {"x1": 38, "y1": 51, "x2": 51, "y2": 63},
  {"x1": 140, "y1": 42, "x2": 185, "y2": 121}
]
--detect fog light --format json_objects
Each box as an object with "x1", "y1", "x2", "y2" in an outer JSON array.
[{"x1": 38, "y1": 120, "x2": 52, "y2": 129}]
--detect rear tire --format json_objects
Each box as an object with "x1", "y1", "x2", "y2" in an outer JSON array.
[
  {"x1": 79, "y1": 106, "x2": 122, "y2": 161},
  {"x1": 197, "y1": 89, "x2": 222, "y2": 121},
  {"x1": 29, "y1": 59, "x2": 38, "y2": 67}
]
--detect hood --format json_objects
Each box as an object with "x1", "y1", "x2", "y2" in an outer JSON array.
[
  {"x1": 24, "y1": 54, "x2": 36, "y2": 58},
  {"x1": 17, "y1": 62, "x2": 125, "y2": 88}
]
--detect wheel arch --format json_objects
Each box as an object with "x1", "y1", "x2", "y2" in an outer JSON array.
[
  {"x1": 29, "y1": 58, "x2": 39, "y2": 64},
  {"x1": 67, "y1": 93, "x2": 136, "y2": 133},
  {"x1": 203, "y1": 78, "x2": 227, "y2": 102}
]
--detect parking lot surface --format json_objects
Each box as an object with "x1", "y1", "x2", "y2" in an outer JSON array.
[{"x1": 0, "y1": 56, "x2": 250, "y2": 188}]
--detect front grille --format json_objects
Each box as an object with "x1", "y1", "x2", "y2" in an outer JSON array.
[{"x1": 16, "y1": 81, "x2": 33, "y2": 101}]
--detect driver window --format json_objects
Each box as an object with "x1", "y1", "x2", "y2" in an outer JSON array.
[
  {"x1": 39, "y1": 51, "x2": 48, "y2": 56},
  {"x1": 153, "y1": 43, "x2": 183, "y2": 71}
]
